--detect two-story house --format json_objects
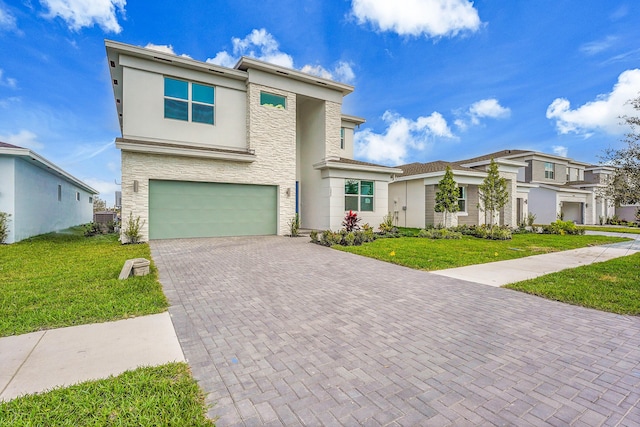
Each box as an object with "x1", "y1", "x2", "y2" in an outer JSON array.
[
  {"x1": 105, "y1": 41, "x2": 400, "y2": 241},
  {"x1": 389, "y1": 149, "x2": 615, "y2": 228}
]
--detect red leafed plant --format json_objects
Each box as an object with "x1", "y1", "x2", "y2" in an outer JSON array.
[{"x1": 342, "y1": 210, "x2": 361, "y2": 232}]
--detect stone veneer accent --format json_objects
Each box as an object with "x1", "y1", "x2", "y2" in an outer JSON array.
[
  {"x1": 121, "y1": 82, "x2": 297, "y2": 242},
  {"x1": 324, "y1": 100, "x2": 343, "y2": 158}
]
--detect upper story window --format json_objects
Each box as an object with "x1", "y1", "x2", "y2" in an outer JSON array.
[
  {"x1": 260, "y1": 92, "x2": 286, "y2": 109},
  {"x1": 164, "y1": 77, "x2": 215, "y2": 125},
  {"x1": 345, "y1": 179, "x2": 374, "y2": 212},
  {"x1": 57, "y1": 184, "x2": 62, "y2": 201},
  {"x1": 340, "y1": 128, "x2": 345, "y2": 149},
  {"x1": 75, "y1": 191, "x2": 80, "y2": 201},
  {"x1": 458, "y1": 186, "x2": 467, "y2": 212},
  {"x1": 544, "y1": 162, "x2": 555, "y2": 179}
]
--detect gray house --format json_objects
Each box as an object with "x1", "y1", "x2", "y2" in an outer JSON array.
[{"x1": 0, "y1": 142, "x2": 97, "y2": 243}]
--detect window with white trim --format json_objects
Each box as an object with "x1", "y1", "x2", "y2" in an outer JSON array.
[
  {"x1": 345, "y1": 179, "x2": 374, "y2": 212},
  {"x1": 164, "y1": 77, "x2": 215, "y2": 124},
  {"x1": 458, "y1": 186, "x2": 467, "y2": 212},
  {"x1": 340, "y1": 128, "x2": 345, "y2": 149},
  {"x1": 544, "y1": 162, "x2": 555, "y2": 179}
]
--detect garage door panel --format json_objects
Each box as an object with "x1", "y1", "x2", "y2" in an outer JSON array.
[{"x1": 149, "y1": 180, "x2": 277, "y2": 239}]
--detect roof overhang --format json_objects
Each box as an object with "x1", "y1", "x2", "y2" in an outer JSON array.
[
  {"x1": 235, "y1": 56, "x2": 354, "y2": 95},
  {"x1": 393, "y1": 169, "x2": 487, "y2": 183},
  {"x1": 341, "y1": 114, "x2": 366, "y2": 126},
  {"x1": 0, "y1": 146, "x2": 98, "y2": 194},
  {"x1": 313, "y1": 158, "x2": 401, "y2": 174},
  {"x1": 536, "y1": 183, "x2": 593, "y2": 194}
]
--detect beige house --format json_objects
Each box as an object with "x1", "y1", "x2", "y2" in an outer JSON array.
[
  {"x1": 389, "y1": 149, "x2": 616, "y2": 228},
  {"x1": 106, "y1": 40, "x2": 399, "y2": 241}
]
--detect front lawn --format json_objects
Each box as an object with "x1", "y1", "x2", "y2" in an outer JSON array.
[
  {"x1": 505, "y1": 253, "x2": 640, "y2": 315},
  {"x1": 334, "y1": 234, "x2": 628, "y2": 271},
  {"x1": 0, "y1": 227, "x2": 168, "y2": 337},
  {"x1": 0, "y1": 363, "x2": 214, "y2": 427}
]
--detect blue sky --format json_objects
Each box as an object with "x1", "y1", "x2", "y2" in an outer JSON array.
[{"x1": 1, "y1": 1, "x2": 639, "y2": 202}]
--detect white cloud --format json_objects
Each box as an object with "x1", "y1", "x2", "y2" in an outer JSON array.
[
  {"x1": 0, "y1": 5, "x2": 17, "y2": 31},
  {"x1": 354, "y1": 110, "x2": 454, "y2": 165},
  {"x1": 351, "y1": 0, "x2": 482, "y2": 38},
  {"x1": 0, "y1": 69, "x2": 17, "y2": 88},
  {"x1": 468, "y1": 98, "x2": 511, "y2": 124},
  {"x1": 144, "y1": 43, "x2": 191, "y2": 59},
  {"x1": 82, "y1": 178, "x2": 120, "y2": 200},
  {"x1": 455, "y1": 98, "x2": 511, "y2": 128},
  {"x1": 207, "y1": 28, "x2": 294, "y2": 69},
  {"x1": 580, "y1": 35, "x2": 618, "y2": 56},
  {"x1": 546, "y1": 69, "x2": 640, "y2": 136},
  {"x1": 552, "y1": 145, "x2": 568, "y2": 157},
  {"x1": 0, "y1": 129, "x2": 44, "y2": 150},
  {"x1": 40, "y1": 0, "x2": 126, "y2": 33},
  {"x1": 207, "y1": 29, "x2": 356, "y2": 83}
]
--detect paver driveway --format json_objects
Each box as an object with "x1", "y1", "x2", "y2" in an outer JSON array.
[{"x1": 151, "y1": 236, "x2": 640, "y2": 426}]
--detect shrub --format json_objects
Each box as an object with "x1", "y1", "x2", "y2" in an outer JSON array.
[
  {"x1": 0, "y1": 212, "x2": 11, "y2": 244},
  {"x1": 83, "y1": 222, "x2": 102, "y2": 237},
  {"x1": 288, "y1": 213, "x2": 300, "y2": 237},
  {"x1": 343, "y1": 232, "x2": 356, "y2": 246},
  {"x1": 541, "y1": 220, "x2": 585, "y2": 235},
  {"x1": 342, "y1": 210, "x2": 361, "y2": 232},
  {"x1": 379, "y1": 212, "x2": 395, "y2": 233},
  {"x1": 488, "y1": 227, "x2": 512, "y2": 240},
  {"x1": 310, "y1": 229, "x2": 319, "y2": 243},
  {"x1": 526, "y1": 212, "x2": 536, "y2": 227},
  {"x1": 360, "y1": 224, "x2": 376, "y2": 243},
  {"x1": 123, "y1": 212, "x2": 145, "y2": 244},
  {"x1": 319, "y1": 230, "x2": 340, "y2": 247},
  {"x1": 607, "y1": 214, "x2": 622, "y2": 225},
  {"x1": 418, "y1": 228, "x2": 462, "y2": 239}
]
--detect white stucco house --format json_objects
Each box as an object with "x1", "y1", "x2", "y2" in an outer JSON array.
[
  {"x1": 0, "y1": 142, "x2": 97, "y2": 243},
  {"x1": 389, "y1": 149, "x2": 617, "y2": 228},
  {"x1": 106, "y1": 40, "x2": 400, "y2": 241}
]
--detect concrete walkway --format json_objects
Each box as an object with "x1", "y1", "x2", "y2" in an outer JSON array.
[
  {"x1": 432, "y1": 241, "x2": 638, "y2": 286},
  {"x1": 0, "y1": 312, "x2": 184, "y2": 401}
]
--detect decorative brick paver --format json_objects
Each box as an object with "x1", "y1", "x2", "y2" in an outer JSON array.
[{"x1": 151, "y1": 236, "x2": 640, "y2": 426}]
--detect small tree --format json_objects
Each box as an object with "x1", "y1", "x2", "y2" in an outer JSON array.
[
  {"x1": 93, "y1": 196, "x2": 107, "y2": 213},
  {"x1": 600, "y1": 95, "x2": 640, "y2": 205},
  {"x1": 434, "y1": 166, "x2": 459, "y2": 228},
  {"x1": 478, "y1": 159, "x2": 509, "y2": 228}
]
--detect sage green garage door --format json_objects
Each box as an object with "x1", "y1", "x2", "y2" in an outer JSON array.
[{"x1": 149, "y1": 180, "x2": 277, "y2": 239}]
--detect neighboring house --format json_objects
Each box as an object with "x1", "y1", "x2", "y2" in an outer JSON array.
[
  {"x1": 0, "y1": 142, "x2": 97, "y2": 243},
  {"x1": 106, "y1": 41, "x2": 400, "y2": 241},
  {"x1": 390, "y1": 149, "x2": 616, "y2": 228}
]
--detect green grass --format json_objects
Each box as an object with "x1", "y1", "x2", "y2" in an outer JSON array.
[
  {"x1": 334, "y1": 234, "x2": 629, "y2": 271},
  {"x1": 0, "y1": 363, "x2": 214, "y2": 427},
  {"x1": 0, "y1": 227, "x2": 168, "y2": 337},
  {"x1": 505, "y1": 253, "x2": 640, "y2": 315},
  {"x1": 580, "y1": 225, "x2": 640, "y2": 234}
]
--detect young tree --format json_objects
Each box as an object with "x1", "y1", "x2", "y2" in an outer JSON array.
[
  {"x1": 478, "y1": 159, "x2": 509, "y2": 228},
  {"x1": 434, "y1": 166, "x2": 459, "y2": 228},
  {"x1": 93, "y1": 196, "x2": 107, "y2": 213},
  {"x1": 600, "y1": 95, "x2": 640, "y2": 205}
]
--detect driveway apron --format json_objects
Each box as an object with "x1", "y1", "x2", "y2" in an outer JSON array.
[{"x1": 151, "y1": 236, "x2": 640, "y2": 426}]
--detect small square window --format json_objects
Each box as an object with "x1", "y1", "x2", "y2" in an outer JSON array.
[
  {"x1": 344, "y1": 179, "x2": 375, "y2": 211},
  {"x1": 89, "y1": 196, "x2": 93, "y2": 204}
]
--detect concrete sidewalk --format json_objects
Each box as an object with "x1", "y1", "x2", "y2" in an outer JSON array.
[
  {"x1": 0, "y1": 312, "x2": 184, "y2": 401},
  {"x1": 432, "y1": 232, "x2": 640, "y2": 287}
]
